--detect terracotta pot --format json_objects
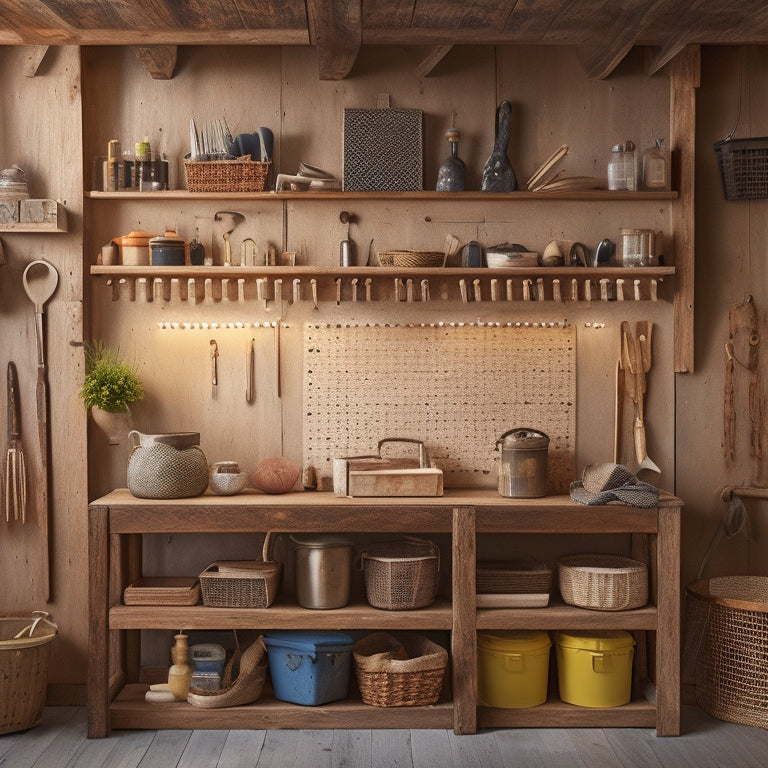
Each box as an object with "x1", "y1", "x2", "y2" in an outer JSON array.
[{"x1": 90, "y1": 406, "x2": 134, "y2": 445}]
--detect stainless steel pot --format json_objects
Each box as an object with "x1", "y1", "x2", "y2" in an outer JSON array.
[
  {"x1": 290, "y1": 534, "x2": 353, "y2": 609},
  {"x1": 495, "y1": 428, "x2": 550, "y2": 498}
]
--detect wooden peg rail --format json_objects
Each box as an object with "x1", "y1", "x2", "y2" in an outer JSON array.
[{"x1": 90, "y1": 266, "x2": 674, "y2": 305}]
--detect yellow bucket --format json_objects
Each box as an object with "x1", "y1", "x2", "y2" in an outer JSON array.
[
  {"x1": 477, "y1": 630, "x2": 551, "y2": 708},
  {"x1": 555, "y1": 630, "x2": 635, "y2": 708}
]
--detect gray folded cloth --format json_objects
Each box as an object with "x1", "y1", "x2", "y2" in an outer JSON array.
[{"x1": 570, "y1": 462, "x2": 659, "y2": 507}]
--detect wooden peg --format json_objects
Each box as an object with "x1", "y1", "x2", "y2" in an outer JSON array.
[
  {"x1": 459, "y1": 278, "x2": 468, "y2": 303},
  {"x1": 584, "y1": 279, "x2": 592, "y2": 302},
  {"x1": 473, "y1": 278, "x2": 481, "y2": 302},
  {"x1": 237, "y1": 278, "x2": 245, "y2": 302},
  {"x1": 365, "y1": 277, "x2": 372, "y2": 301},
  {"x1": 650, "y1": 278, "x2": 658, "y2": 301},
  {"x1": 421, "y1": 278, "x2": 430, "y2": 302},
  {"x1": 204, "y1": 278, "x2": 214, "y2": 303},
  {"x1": 406, "y1": 278, "x2": 414, "y2": 303},
  {"x1": 634, "y1": 279, "x2": 641, "y2": 301},
  {"x1": 506, "y1": 278, "x2": 513, "y2": 301},
  {"x1": 490, "y1": 278, "x2": 499, "y2": 302},
  {"x1": 571, "y1": 278, "x2": 578, "y2": 301},
  {"x1": 600, "y1": 278, "x2": 609, "y2": 301},
  {"x1": 536, "y1": 277, "x2": 545, "y2": 302},
  {"x1": 336, "y1": 277, "x2": 342, "y2": 305},
  {"x1": 616, "y1": 278, "x2": 625, "y2": 301},
  {"x1": 522, "y1": 279, "x2": 531, "y2": 301},
  {"x1": 311, "y1": 278, "x2": 318, "y2": 309},
  {"x1": 292, "y1": 278, "x2": 301, "y2": 304},
  {"x1": 553, "y1": 278, "x2": 561, "y2": 302}
]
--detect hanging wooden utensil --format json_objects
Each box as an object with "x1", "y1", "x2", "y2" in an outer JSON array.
[
  {"x1": 22, "y1": 259, "x2": 58, "y2": 602},
  {"x1": 6, "y1": 362, "x2": 26, "y2": 524}
]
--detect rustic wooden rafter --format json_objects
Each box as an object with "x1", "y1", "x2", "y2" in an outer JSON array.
[
  {"x1": 307, "y1": 0, "x2": 362, "y2": 80},
  {"x1": 135, "y1": 44, "x2": 177, "y2": 79}
]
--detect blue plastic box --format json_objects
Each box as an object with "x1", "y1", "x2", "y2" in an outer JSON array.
[{"x1": 263, "y1": 630, "x2": 353, "y2": 706}]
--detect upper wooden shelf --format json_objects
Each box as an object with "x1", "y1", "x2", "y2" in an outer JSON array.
[{"x1": 85, "y1": 189, "x2": 679, "y2": 202}]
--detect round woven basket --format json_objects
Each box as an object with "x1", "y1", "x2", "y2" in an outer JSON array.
[
  {"x1": 378, "y1": 250, "x2": 446, "y2": 268},
  {"x1": 687, "y1": 576, "x2": 768, "y2": 728},
  {"x1": 353, "y1": 632, "x2": 448, "y2": 707},
  {"x1": 558, "y1": 553, "x2": 648, "y2": 611}
]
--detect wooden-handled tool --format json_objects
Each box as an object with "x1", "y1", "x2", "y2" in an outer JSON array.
[
  {"x1": 6, "y1": 362, "x2": 26, "y2": 524},
  {"x1": 621, "y1": 320, "x2": 660, "y2": 473},
  {"x1": 22, "y1": 259, "x2": 59, "y2": 602}
]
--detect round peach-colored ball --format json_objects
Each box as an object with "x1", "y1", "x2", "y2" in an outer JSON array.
[{"x1": 252, "y1": 457, "x2": 300, "y2": 494}]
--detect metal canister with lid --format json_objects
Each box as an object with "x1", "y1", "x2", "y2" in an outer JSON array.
[
  {"x1": 494, "y1": 428, "x2": 550, "y2": 498},
  {"x1": 290, "y1": 534, "x2": 353, "y2": 609}
]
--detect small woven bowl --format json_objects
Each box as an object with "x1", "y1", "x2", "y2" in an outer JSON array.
[
  {"x1": 378, "y1": 250, "x2": 446, "y2": 268},
  {"x1": 209, "y1": 462, "x2": 248, "y2": 496}
]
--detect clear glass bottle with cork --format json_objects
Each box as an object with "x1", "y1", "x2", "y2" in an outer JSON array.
[{"x1": 641, "y1": 138, "x2": 669, "y2": 190}]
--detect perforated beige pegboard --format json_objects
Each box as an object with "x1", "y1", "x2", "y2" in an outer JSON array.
[{"x1": 303, "y1": 323, "x2": 575, "y2": 491}]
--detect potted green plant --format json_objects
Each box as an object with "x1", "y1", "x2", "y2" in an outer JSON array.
[{"x1": 80, "y1": 342, "x2": 143, "y2": 443}]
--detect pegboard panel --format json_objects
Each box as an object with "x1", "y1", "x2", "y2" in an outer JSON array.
[{"x1": 303, "y1": 323, "x2": 576, "y2": 491}]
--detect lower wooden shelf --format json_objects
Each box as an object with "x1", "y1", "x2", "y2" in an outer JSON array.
[
  {"x1": 111, "y1": 684, "x2": 455, "y2": 731},
  {"x1": 477, "y1": 690, "x2": 658, "y2": 729}
]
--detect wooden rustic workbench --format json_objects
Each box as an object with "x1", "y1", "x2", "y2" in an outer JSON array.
[{"x1": 87, "y1": 489, "x2": 682, "y2": 738}]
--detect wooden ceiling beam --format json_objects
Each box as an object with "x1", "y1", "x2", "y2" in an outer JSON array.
[
  {"x1": 307, "y1": 0, "x2": 362, "y2": 80},
  {"x1": 135, "y1": 45, "x2": 177, "y2": 79},
  {"x1": 414, "y1": 44, "x2": 453, "y2": 78}
]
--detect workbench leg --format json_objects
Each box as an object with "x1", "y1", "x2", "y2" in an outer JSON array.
[
  {"x1": 655, "y1": 504, "x2": 682, "y2": 736},
  {"x1": 452, "y1": 505, "x2": 477, "y2": 734},
  {"x1": 87, "y1": 505, "x2": 110, "y2": 738}
]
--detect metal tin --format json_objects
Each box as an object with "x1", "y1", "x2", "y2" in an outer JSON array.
[
  {"x1": 291, "y1": 534, "x2": 353, "y2": 609},
  {"x1": 340, "y1": 239, "x2": 355, "y2": 267},
  {"x1": 495, "y1": 428, "x2": 550, "y2": 498},
  {"x1": 150, "y1": 232, "x2": 185, "y2": 266}
]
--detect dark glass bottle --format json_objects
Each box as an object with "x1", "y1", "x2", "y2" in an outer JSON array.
[{"x1": 436, "y1": 129, "x2": 466, "y2": 192}]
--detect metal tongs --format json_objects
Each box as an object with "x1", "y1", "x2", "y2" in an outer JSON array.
[{"x1": 621, "y1": 320, "x2": 660, "y2": 473}]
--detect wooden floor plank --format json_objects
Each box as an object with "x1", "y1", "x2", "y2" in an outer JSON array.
[
  {"x1": 178, "y1": 729, "x2": 229, "y2": 768},
  {"x1": 578, "y1": 728, "x2": 664, "y2": 768},
  {"x1": 295, "y1": 729, "x2": 335, "y2": 768},
  {"x1": 410, "y1": 729, "x2": 455, "y2": 768},
  {"x1": 1, "y1": 706, "x2": 83, "y2": 768},
  {"x1": 71, "y1": 730, "x2": 155, "y2": 768},
  {"x1": 333, "y1": 729, "x2": 372, "y2": 767},
  {"x1": 255, "y1": 729, "x2": 300, "y2": 767},
  {"x1": 136, "y1": 730, "x2": 191, "y2": 768},
  {"x1": 371, "y1": 729, "x2": 414, "y2": 768},
  {"x1": 447, "y1": 729, "x2": 505, "y2": 767},
  {"x1": 216, "y1": 730, "x2": 267, "y2": 768}
]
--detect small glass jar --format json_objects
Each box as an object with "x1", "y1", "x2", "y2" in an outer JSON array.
[{"x1": 607, "y1": 141, "x2": 637, "y2": 191}]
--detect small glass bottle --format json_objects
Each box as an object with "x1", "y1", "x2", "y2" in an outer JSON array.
[
  {"x1": 607, "y1": 140, "x2": 637, "y2": 191},
  {"x1": 103, "y1": 139, "x2": 124, "y2": 191},
  {"x1": 436, "y1": 128, "x2": 466, "y2": 192},
  {"x1": 642, "y1": 138, "x2": 669, "y2": 190},
  {"x1": 135, "y1": 137, "x2": 153, "y2": 192},
  {"x1": 167, "y1": 633, "x2": 193, "y2": 700}
]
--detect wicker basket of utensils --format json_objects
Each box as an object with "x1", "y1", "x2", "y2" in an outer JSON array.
[
  {"x1": 378, "y1": 250, "x2": 446, "y2": 268},
  {"x1": 185, "y1": 159, "x2": 271, "y2": 193}
]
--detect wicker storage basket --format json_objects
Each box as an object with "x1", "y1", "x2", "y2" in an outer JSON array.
[
  {"x1": 378, "y1": 250, "x2": 445, "y2": 268},
  {"x1": 200, "y1": 533, "x2": 281, "y2": 608},
  {"x1": 353, "y1": 632, "x2": 448, "y2": 707},
  {"x1": 0, "y1": 612, "x2": 58, "y2": 734},
  {"x1": 476, "y1": 559, "x2": 552, "y2": 595},
  {"x1": 184, "y1": 159, "x2": 271, "y2": 193},
  {"x1": 361, "y1": 539, "x2": 440, "y2": 610},
  {"x1": 558, "y1": 554, "x2": 648, "y2": 611},
  {"x1": 687, "y1": 576, "x2": 768, "y2": 728},
  {"x1": 124, "y1": 577, "x2": 201, "y2": 606},
  {"x1": 714, "y1": 137, "x2": 768, "y2": 200}
]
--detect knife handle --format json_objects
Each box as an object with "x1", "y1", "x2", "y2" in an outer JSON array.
[{"x1": 7, "y1": 361, "x2": 19, "y2": 438}]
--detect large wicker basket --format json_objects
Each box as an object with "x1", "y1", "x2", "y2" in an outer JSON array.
[
  {"x1": 361, "y1": 539, "x2": 440, "y2": 610},
  {"x1": 0, "y1": 612, "x2": 58, "y2": 734},
  {"x1": 714, "y1": 137, "x2": 768, "y2": 200},
  {"x1": 687, "y1": 576, "x2": 768, "y2": 728},
  {"x1": 353, "y1": 631, "x2": 448, "y2": 707},
  {"x1": 185, "y1": 159, "x2": 271, "y2": 193},
  {"x1": 200, "y1": 533, "x2": 281, "y2": 608},
  {"x1": 558, "y1": 553, "x2": 648, "y2": 611}
]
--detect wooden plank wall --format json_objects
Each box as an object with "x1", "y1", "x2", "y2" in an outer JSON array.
[
  {"x1": 0, "y1": 45, "x2": 86, "y2": 700},
  {"x1": 3, "y1": 41, "x2": 683, "y2": 694}
]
